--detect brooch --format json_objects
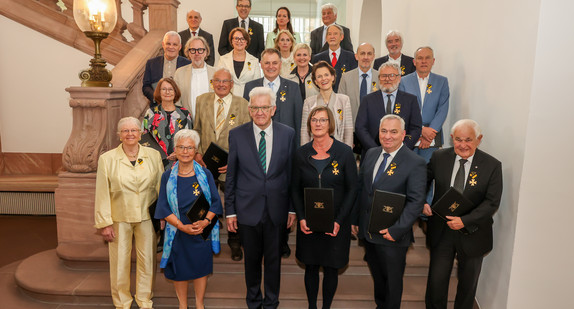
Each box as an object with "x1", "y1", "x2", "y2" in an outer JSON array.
[
  {"x1": 177, "y1": 118, "x2": 183, "y2": 129},
  {"x1": 307, "y1": 80, "x2": 313, "y2": 89},
  {"x1": 401, "y1": 65, "x2": 406, "y2": 75},
  {"x1": 468, "y1": 171, "x2": 478, "y2": 186},
  {"x1": 371, "y1": 81, "x2": 378, "y2": 92},
  {"x1": 387, "y1": 162, "x2": 397, "y2": 176},
  {"x1": 248, "y1": 27, "x2": 253, "y2": 36},
  {"x1": 279, "y1": 90, "x2": 286, "y2": 102},
  {"x1": 192, "y1": 182, "x2": 200, "y2": 196},
  {"x1": 229, "y1": 114, "x2": 236, "y2": 126},
  {"x1": 290, "y1": 63, "x2": 295, "y2": 69},
  {"x1": 394, "y1": 103, "x2": 401, "y2": 114},
  {"x1": 137, "y1": 158, "x2": 143, "y2": 165},
  {"x1": 341, "y1": 65, "x2": 346, "y2": 73},
  {"x1": 337, "y1": 109, "x2": 343, "y2": 120},
  {"x1": 332, "y1": 161, "x2": 339, "y2": 175},
  {"x1": 247, "y1": 62, "x2": 252, "y2": 71},
  {"x1": 426, "y1": 84, "x2": 432, "y2": 94}
]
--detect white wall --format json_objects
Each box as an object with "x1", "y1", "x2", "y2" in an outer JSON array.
[
  {"x1": 0, "y1": 16, "x2": 93, "y2": 153},
  {"x1": 506, "y1": 0, "x2": 574, "y2": 307}
]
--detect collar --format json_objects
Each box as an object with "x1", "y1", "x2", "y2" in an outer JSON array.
[
  {"x1": 253, "y1": 121, "x2": 274, "y2": 137},
  {"x1": 329, "y1": 47, "x2": 341, "y2": 54},
  {"x1": 455, "y1": 152, "x2": 475, "y2": 166},
  {"x1": 215, "y1": 93, "x2": 233, "y2": 104},
  {"x1": 189, "y1": 27, "x2": 201, "y2": 34},
  {"x1": 264, "y1": 76, "x2": 280, "y2": 86},
  {"x1": 359, "y1": 68, "x2": 372, "y2": 78},
  {"x1": 383, "y1": 88, "x2": 399, "y2": 97},
  {"x1": 417, "y1": 72, "x2": 430, "y2": 81}
]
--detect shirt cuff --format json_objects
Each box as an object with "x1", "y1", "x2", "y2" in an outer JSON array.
[{"x1": 226, "y1": 214, "x2": 237, "y2": 218}]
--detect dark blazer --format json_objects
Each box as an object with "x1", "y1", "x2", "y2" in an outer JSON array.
[
  {"x1": 243, "y1": 77, "x2": 304, "y2": 145},
  {"x1": 373, "y1": 54, "x2": 416, "y2": 76},
  {"x1": 218, "y1": 18, "x2": 265, "y2": 59},
  {"x1": 355, "y1": 90, "x2": 422, "y2": 154},
  {"x1": 426, "y1": 148, "x2": 503, "y2": 257},
  {"x1": 178, "y1": 28, "x2": 216, "y2": 66},
  {"x1": 225, "y1": 121, "x2": 296, "y2": 227},
  {"x1": 142, "y1": 55, "x2": 191, "y2": 105},
  {"x1": 309, "y1": 24, "x2": 353, "y2": 56},
  {"x1": 311, "y1": 49, "x2": 358, "y2": 92},
  {"x1": 354, "y1": 145, "x2": 426, "y2": 247}
]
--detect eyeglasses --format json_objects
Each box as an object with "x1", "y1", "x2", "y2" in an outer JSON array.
[
  {"x1": 120, "y1": 129, "x2": 140, "y2": 134},
  {"x1": 380, "y1": 74, "x2": 400, "y2": 80},
  {"x1": 232, "y1": 37, "x2": 246, "y2": 42},
  {"x1": 311, "y1": 118, "x2": 329, "y2": 124},
  {"x1": 212, "y1": 79, "x2": 232, "y2": 84},
  {"x1": 237, "y1": 4, "x2": 251, "y2": 8},
  {"x1": 249, "y1": 106, "x2": 273, "y2": 112},
  {"x1": 176, "y1": 145, "x2": 195, "y2": 152},
  {"x1": 160, "y1": 88, "x2": 174, "y2": 92},
  {"x1": 188, "y1": 48, "x2": 206, "y2": 54}
]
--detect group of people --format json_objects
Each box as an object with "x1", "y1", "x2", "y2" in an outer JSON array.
[{"x1": 94, "y1": 1, "x2": 503, "y2": 309}]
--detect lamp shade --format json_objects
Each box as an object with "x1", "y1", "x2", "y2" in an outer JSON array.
[{"x1": 73, "y1": 0, "x2": 117, "y2": 33}]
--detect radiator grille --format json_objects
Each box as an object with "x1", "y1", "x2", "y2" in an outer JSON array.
[{"x1": 0, "y1": 192, "x2": 55, "y2": 215}]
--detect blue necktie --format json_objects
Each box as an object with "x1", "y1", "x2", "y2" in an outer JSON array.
[
  {"x1": 360, "y1": 73, "x2": 368, "y2": 102},
  {"x1": 259, "y1": 131, "x2": 266, "y2": 174},
  {"x1": 373, "y1": 153, "x2": 391, "y2": 185},
  {"x1": 268, "y1": 82, "x2": 274, "y2": 93}
]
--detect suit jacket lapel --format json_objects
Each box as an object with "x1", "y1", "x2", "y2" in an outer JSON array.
[
  {"x1": 373, "y1": 146, "x2": 405, "y2": 187},
  {"x1": 365, "y1": 147, "x2": 382, "y2": 194},
  {"x1": 205, "y1": 94, "x2": 216, "y2": 133},
  {"x1": 411, "y1": 76, "x2": 423, "y2": 109},
  {"x1": 247, "y1": 122, "x2": 266, "y2": 175},
  {"x1": 370, "y1": 68, "x2": 380, "y2": 92}
]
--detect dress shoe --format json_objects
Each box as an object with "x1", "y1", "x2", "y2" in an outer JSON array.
[
  {"x1": 231, "y1": 246, "x2": 243, "y2": 261},
  {"x1": 281, "y1": 244, "x2": 291, "y2": 258}
]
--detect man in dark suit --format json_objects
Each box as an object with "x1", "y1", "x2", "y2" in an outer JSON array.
[
  {"x1": 218, "y1": 0, "x2": 265, "y2": 59},
  {"x1": 243, "y1": 48, "x2": 304, "y2": 147},
  {"x1": 226, "y1": 86, "x2": 297, "y2": 309},
  {"x1": 309, "y1": 3, "x2": 353, "y2": 56},
  {"x1": 423, "y1": 119, "x2": 503, "y2": 309},
  {"x1": 352, "y1": 114, "x2": 427, "y2": 309},
  {"x1": 373, "y1": 30, "x2": 415, "y2": 76},
  {"x1": 355, "y1": 62, "x2": 422, "y2": 157},
  {"x1": 142, "y1": 31, "x2": 191, "y2": 106},
  {"x1": 178, "y1": 9, "x2": 215, "y2": 66},
  {"x1": 311, "y1": 24, "x2": 357, "y2": 92}
]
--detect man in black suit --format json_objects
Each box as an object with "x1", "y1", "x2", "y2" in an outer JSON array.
[
  {"x1": 311, "y1": 24, "x2": 357, "y2": 92},
  {"x1": 355, "y1": 62, "x2": 422, "y2": 157},
  {"x1": 309, "y1": 3, "x2": 353, "y2": 56},
  {"x1": 373, "y1": 30, "x2": 415, "y2": 76},
  {"x1": 218, "y1": 0, "x2": 265, "y2": 59},
  {"x1": 178, "y1": 9, "x2": 215, "y2": 66},
  {"x1": 353, "y1": 114, "x2": 427, "y2": 309},
  {"x1": 226, "y1": 87, "x2": 297, "y2": 309},
  {"x1": 142, "y1": 31, "x2": 191, "y2": 106},
  {"x1": 424, "y1": 119, "x2": 503, "y2": 309}
]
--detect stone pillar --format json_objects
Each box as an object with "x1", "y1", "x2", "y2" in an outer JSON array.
[
  {"x1": 147, "y1": 0, "x2": 181, "y2": 31},
  {"x1": 55, "y1": 87, "x2": 128, "y2": 259}
]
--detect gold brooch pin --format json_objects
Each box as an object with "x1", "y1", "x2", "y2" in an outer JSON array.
[
  {"x1": 332, "y1": 161, "x2": 339, "y2": 175},
  {"x1": 371, "y1": 81, "x2": 378, "y2": 92},
  {"x1": 468, "y1": 171, "x2": 478, "y2": 186},
  {"x1": 229, "y1": 114, "x2": 236, "y2": 126},
  {"x1": 426, "y1": 84, "x2": 432, "y2": 94},
  {"x1": 387, "y1": 162, "x2": 397, "y2": 176},
  {"x1": 247, "y1": 62, "x2": 252, "y2": 71},
  {"x1": 337, "y1": 109, "x2": 343, "y2": 121},
  {"x1": 307, "y1": 80, "x2": 313, "y2": 88},
  {"x1": 280, "y1": 90, "x2": 287, "y2": 102},
  {"x1": 192, "y1": 182, "x2": 200, "y2": 196},
  {"x1": 401, "y1": 65, "x2": 406, "y2": 75},
  {"x1": 394, "y1": 103, "x2": 401, "y2": 114},
  {"x1": 341, "y1": 65, "x2": 346, "y2": 73},
  {"x1": 248, "y1": 28, "x2": 253, "y2": 36}
]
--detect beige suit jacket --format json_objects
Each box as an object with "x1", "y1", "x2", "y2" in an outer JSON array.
[
  {"x1": 301, "y1": 93, "x2": 354, "y2": 147},
  {"x1": 216, "y1": 51, "x2": 261, "y2": 97},
  {"x1": 173, "y1": 64, "x2": 215, "y2": 117},
  {"x1": 338, "y1": 68, "x2": 380, "y2": 122}
]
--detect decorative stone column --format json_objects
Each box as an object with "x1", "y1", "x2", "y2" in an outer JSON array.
[{"x1": 147, "y1": 0, "x2": 180, "y2": 31}]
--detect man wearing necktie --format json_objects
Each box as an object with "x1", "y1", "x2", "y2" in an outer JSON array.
[
  {"x1": 355, "y1": 62, "x2": 422, "y2": 158},
  {"x1": 178, "y1": 9, "x2": 215, "y2": 66},
  {"x1": 423, "y1": 119, "x2": 503, "y2": 309},
  {"x1": 226, "y1": 87, "x2": 296, "y2": 309},
  {"x1": 309, "y1": 3, "x2": 354, "y2": 56},
  {"x1": 352, "y1": 114, "x2": 427, "y2": 309},
  {"x1": 218, "y1": 0, "x2": 265, "y2": 58}
]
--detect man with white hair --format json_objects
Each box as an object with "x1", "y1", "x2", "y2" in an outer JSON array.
[
  {"x1": 373, "y1": 30, "x2": 415, "y2": 76},
  {"x1": 423, "y1": 119, "x2": 502, "y2": 309},
  {"x1": 142, "y1": 31, "x2": 191, "y2": 106},
  {"x1": 309, "y1": 3, "x2": 353, "y2": 56},
  {"x1": 178, "y1": 9, "x2": 215, "y2": 66},
  {"x1": 226, "y1": 87, "x2": 296, "y2": 309}
]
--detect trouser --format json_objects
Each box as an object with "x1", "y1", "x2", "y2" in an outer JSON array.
[
  {"x1": 218, "y1": 180, "x2": 241, "y2": 249},
  {"x1": 108, "y1": 220, "x2": 156, "y2": 309},
  {"x1": 364, "y1": 241, "x2": 408, "y2": 309}
]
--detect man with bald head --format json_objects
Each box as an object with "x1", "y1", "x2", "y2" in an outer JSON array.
[
  {"x1": 424, "y1": 119, "x2": 502, "y2": 309},
  {"x1": 373, "y1": 30, "x2": 415, "y2": 76},
  {"x1": 178, "y1": 10, "x2": 215, "y2": 66},
  {"x1": 142, "y1": 31, "x2": 191, "y2": 106}
]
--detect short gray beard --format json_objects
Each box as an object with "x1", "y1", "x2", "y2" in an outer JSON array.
[{"x1": 382, "y1": 83, "x2": 399, "y2": 93}]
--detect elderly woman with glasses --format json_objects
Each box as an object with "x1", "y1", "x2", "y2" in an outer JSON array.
[
  {"x1": 143, "y1": 77, "x2": 193, "y2": 167},
  {"x1": 216, "y1": 27, "x2": 261, "y2": 97},
  {"x1": 291, "y1": 106, "x2": 358, "y2": 309},
  {"x1": 155, "y1": 129, "x2": 223, "y2": 309},
  {"x1": 174, "y1": 36, "x2": 216, "y2": 123},
  {"x1": 95, "y1": 116, "x2": 164, "y2": 309}
]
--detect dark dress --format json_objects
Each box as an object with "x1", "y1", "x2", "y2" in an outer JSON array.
[
  {"x1": 155, "y1": 167, "x2": 223, "y2": 281},
  {"x1": 291, "y1": 138, "x2": 358, "y2": 268}
]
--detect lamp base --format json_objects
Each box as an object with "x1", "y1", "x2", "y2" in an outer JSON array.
[{"x1": 80, "y1": 31, "x2": 113, "y2": 87}]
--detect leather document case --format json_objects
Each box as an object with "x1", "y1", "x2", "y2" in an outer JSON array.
[
  {"x1": 368, "y1": 190, "x2": 406, "y2": 234},
  {"x1": 203, "y1": 142, "x2": 228, "y2": 178},
  {"x1": 304, "y1": 188, "x2": 335, "y2": 233}
]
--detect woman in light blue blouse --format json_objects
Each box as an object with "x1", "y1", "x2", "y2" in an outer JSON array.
[{"x1": 265, "y1": 7, "x2": 302, "y2": 48}]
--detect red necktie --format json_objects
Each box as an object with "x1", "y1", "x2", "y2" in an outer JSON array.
[
  {"x1": 192, "y1": 31, "x2": 196, "y2": 36},
  {"x1": 331, "y1": 52, "x2": 337, "y2": 68}
]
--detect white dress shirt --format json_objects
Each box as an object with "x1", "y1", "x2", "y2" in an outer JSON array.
[
  {"x1": 449, "y1": 154, "x2": 475, "y2": 189},
  {"x1": 372, "y1": 144, "x2": 403, "y2": 183},
  {"x1": 190, "y1": 65, "x2": 209, "y2": 120}
]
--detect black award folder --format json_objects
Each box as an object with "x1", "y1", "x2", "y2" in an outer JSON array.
[
  {"x1": 304, "y1": 188, "x2": 335, "y2": 233},
  {"x1": 203, "y1": 142, "x2": 228, "y2": 177},
  {"x1": 140, "y1": 132, "x2": 167, "y2": 160},
  {"x1": 431, "y1": 187, "x2": 474, "y2": 220},
  {"x1": 185, "y1": 192, "x2": 217, "y2": 240},
  {"x1": 368, "y1": 190, "x2": 406, "y2": 234}
]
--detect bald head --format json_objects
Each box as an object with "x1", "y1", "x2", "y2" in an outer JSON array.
[
  {"x1": 356, "y1": 43, "x2": 375, "y2": 72},
  {"x1": 186, "y1": 10, "x2": 202, "y2": 31}
]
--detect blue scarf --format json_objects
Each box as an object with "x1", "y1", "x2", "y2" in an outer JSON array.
[{"x1": 160, "y1": 160, "x2": 218, "y2": 268}]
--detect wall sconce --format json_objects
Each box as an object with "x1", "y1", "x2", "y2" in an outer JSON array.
[{"x1": 73, "y1": 0, "x2": 117, "y2": 87}]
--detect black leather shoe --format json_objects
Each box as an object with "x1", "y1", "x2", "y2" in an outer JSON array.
[
  {"x1": 281, "y1": 244, "x2": 291, "y2": 258},
  {"x1": 231, "y1": 246, "x2": 243, "y2": 261}
]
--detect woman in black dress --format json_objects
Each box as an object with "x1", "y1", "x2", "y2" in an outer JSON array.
[{"x1": 291, "y1": 106, "x2": 358, "y2": 309}]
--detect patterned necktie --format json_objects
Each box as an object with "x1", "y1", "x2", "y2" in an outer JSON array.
[
  {"x1": 241, "y1": 19, "x2": 246, "y2": 30},
  {"x1": 453, "y1": 159, "x2": 468, "y2": 192},
  {"x1": 259, "y1": 131, "x2": 267, "y2": 173},
  {"x1": 386, "y1": 94, "x2": 393, "y2": 114},
  {"x1": 372, "y1": 153, "x2": 390, "y2": 185},
  {"x1": 215, "y1": 98, "x2": 225, "y2": 139},
  {"x1": 360, "y1": 73, "x2": 368, "y2": 101},
  {"x1": 331, "y1": 52, "x2": 337, "y2": 68}
]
